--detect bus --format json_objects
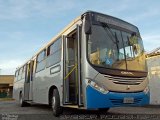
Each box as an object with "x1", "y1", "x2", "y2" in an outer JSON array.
[{"x1": 13, "y1": 11, "x2": 149, "y2": 116}]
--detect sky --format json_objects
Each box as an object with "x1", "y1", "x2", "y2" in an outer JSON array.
[{"x1": 0, "y1": 0, "x2": 160, "y2": 75}]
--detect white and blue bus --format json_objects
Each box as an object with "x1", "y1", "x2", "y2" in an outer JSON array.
[{"x1": 13, "y1": 11, "x2": 149, "y2": 116}]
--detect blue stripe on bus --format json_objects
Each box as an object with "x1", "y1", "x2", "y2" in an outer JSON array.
[{"x1": 86, "y1": 86, "x2": 150, "y2": 109}]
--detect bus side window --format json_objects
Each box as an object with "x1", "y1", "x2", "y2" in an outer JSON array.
[
  {"x1": 22, "y1": 65, "x2": 26, "y2": 79},
  {"x1": 15, "y1": 70, "x2": 18, "y2": 77},
  {"x1": 37, "y1": 50, "x2": 46, "y2": 63},
  {"x1": 15, "y1": 70, "x2": 19, "y2": 82},
  {"x1": 46, "y1": 38, "x2": 62, "y2": 67},
  {"x1": 36, "y1": 49, "x2": 46, "y2": 72},
  {"x1": 17, "y1": 69, "x2": 20, "y2": 81},
  {"x1": 17, "y1": 70, "x2": 19, "y2": 78},
  {"x1": 19, "y1": 67, "x2": 23, "y2": 80}
]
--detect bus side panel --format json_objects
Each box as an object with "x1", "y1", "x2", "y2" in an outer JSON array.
[
  {"x1": 13, "y1": 77, "x2": 17, "y2": 100},
  {"x1": 13, "y1": 79, "x2": 24, "y2": 101},
  {"x1": 32, "y1": 62, "x2": 63, "y2": 104}
]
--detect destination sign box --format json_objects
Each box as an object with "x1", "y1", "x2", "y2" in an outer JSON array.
[{"x1": 92, "y1": 13, "x2": 139, "y2": 33}]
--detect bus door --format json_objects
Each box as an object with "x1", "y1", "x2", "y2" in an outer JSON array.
[
  {"x1": 24, "y1": 60, "x2": 34, "y2": 100},
  {"x1": 63, "y1": 25, "x2": 83, "y2": 106}
]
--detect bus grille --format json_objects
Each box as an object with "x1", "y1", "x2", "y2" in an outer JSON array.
[
  {"x1": 105, "y1": 75, "x2": 145, "y2": 85},
  {"x1": 110, "y1": 98, "x2": 142, "y2": 106}
]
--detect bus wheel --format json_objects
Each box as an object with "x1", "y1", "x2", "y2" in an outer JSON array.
[
  {"x1": 19, "y1": 93, "x2": 27, "y2": 107},
  {"x1": 51, "y1": 89, "x2": 63, "y2": 117}
]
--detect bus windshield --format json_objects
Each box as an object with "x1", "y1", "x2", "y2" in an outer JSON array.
[{"x1": 87, "y1": 24, "x2": 147, "y2": 71}]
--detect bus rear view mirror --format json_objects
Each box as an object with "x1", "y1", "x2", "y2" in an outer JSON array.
[{"x1": 85, "y1": 14, "x2": 92, "y2": 34}]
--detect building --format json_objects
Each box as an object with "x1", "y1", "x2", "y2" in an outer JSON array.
[
  {"x1": 0, "y1": 75, "x2": 14, "y2": 98},
  {"x1": 146, "y1": 47, "x2": 160, "y2": 105}
]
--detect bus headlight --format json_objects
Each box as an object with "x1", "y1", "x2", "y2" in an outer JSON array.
[
  {"x1": 143, "y1": 86, "x2": 149, "y2": 94},
  {"x1": 86, "y1": 79, "x2": 109, "y2": 94}
]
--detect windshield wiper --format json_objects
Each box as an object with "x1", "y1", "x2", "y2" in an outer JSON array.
[
  {"x1": 101, "y1": 23, "x2": 116, "y2": 42},
  {"x1": 100, "y1": 22, "x2": 120, "y2": 59}
]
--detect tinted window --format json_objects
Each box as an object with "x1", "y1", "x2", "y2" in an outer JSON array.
[
  {"x1": 37, "y1": 50, "x2": 46, "y2": 62},
  {"x1": 36, "y1": 49, "x2": 46, "y2": 72},
  {"x1": 19, "y1": 67, "x2": 23, "y2": 76},
  {"x1": 22, "y1": 65, "x2": 26, "y2": 79},
  {"x1": 46, "y1": 38, "x2": 62, "y2": 67},
  {"x1": 48, "y1": 38, "x2": 61, "y2": 56},
  {"x1": 15, "y1": 70, "x2": 19, "y2": 77}
]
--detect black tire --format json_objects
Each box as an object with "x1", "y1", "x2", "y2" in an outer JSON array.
[
  {"x1": 19, "y1": 93, "x2": 28, "y2": 107},
  {"x1": 51, "y1": 89, "x2": 63, "y2": 117}
]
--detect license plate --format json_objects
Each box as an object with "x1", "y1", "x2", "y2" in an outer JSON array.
[{"x1": 123, "y1": 98, "x2": 134, "y2": 103}]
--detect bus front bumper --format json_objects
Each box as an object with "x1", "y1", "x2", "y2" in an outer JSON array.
[{"x1": 86, "y1": 86, "x2": 150, "y2": 109}]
